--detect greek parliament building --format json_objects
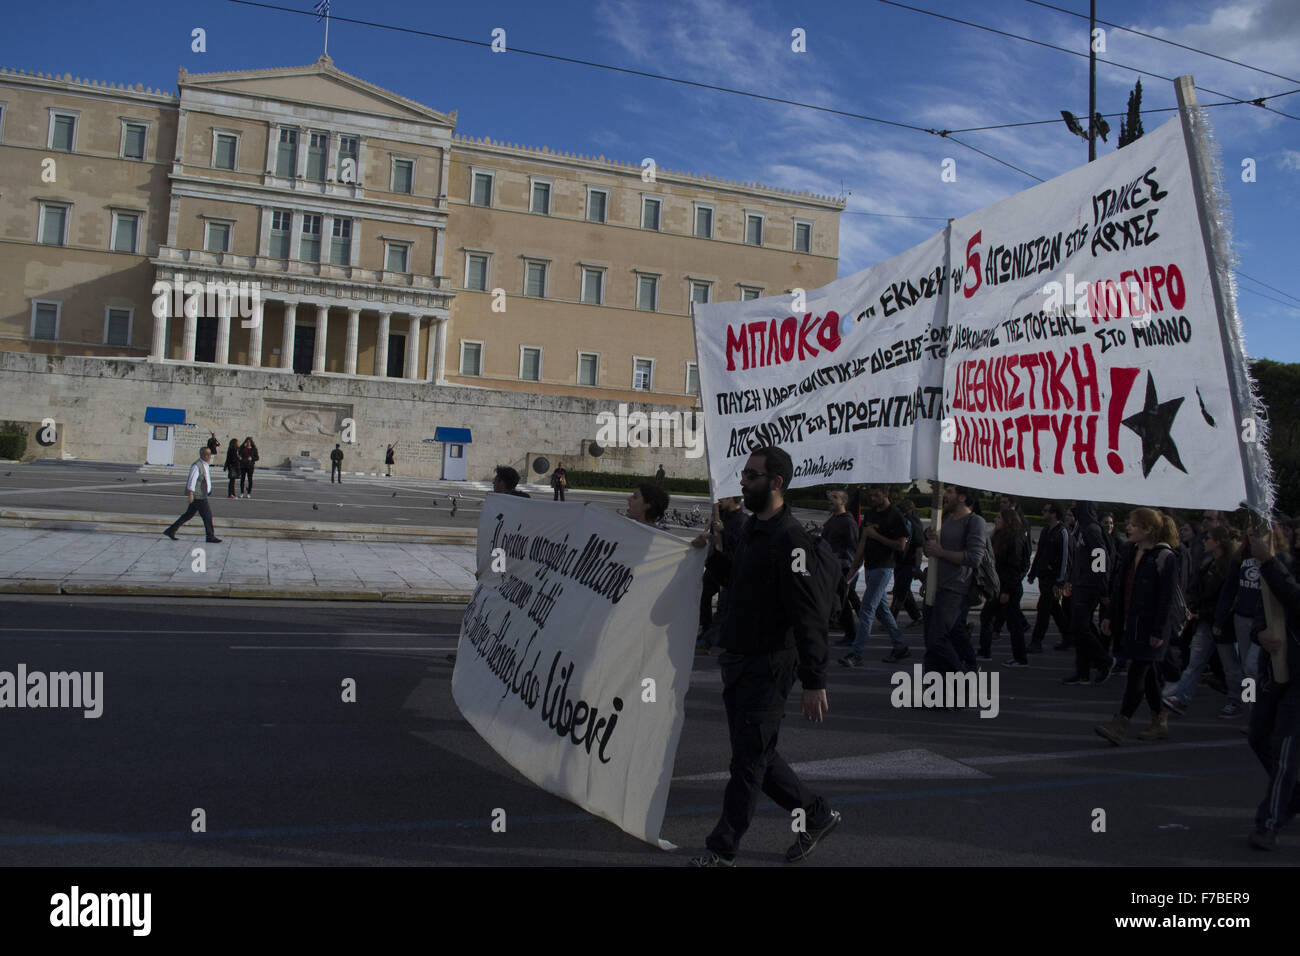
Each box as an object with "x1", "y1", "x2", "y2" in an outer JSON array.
[{"x1": 0, "y1": 57, "x2": 842, "y2": 479}]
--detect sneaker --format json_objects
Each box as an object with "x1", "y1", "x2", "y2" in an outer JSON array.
[
  {"x1": 162, "y1": 529, "x2": 177, "y2": 540},
  {"x1": 689, "y1": 851, "x2": 736, "y2": 867},
  {"x1": 881, "y1": 647, "x2": 911, "y2": 663},
  {"x1": 1218, "y1": 703, "x2": 1242, "y2": 719},
  {"x1": 1249, "y1": 828, "x2": 1277, "y2": 851},
  {"x1": 1003, "y1": 658, "x2": 1028, "y2": 667},
  {"x1": 785, "y1": 810, "x2": 841, "y2": 863},
  {"x1": 228, "y1": 494, "x2": 236, "y2": 499},
  {"x1": 1061, "y1": 673, "x2": 1089, "y2": 685},
  {"x1": 838, "y1": 653, "x2": 863, "y2": 668},
  {"x1": 1093, "y1": 659, "x2": 1115, "y2": 685},
  {"x1": 1162, "y1": 695, "x2": 1187, "y2": 715},
  {"x1": 206, "y1": 537, "x2": 222, "y2": 544}
]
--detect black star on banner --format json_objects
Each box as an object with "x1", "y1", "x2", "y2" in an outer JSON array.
[{"x1": 1122, "y1": 372, "x2": 1187, "y2": 478}]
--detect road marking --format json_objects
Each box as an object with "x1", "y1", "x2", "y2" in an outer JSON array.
[
  {"x1": 675, "y1": 749, "x2": 990, "y2": 782},
  {"x1": 962, "y1": 739, "x2": 1245, "y2": 765}
]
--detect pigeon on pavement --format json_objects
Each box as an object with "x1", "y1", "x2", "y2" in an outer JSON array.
[{"x1": 312, "y1": 503, "x2": 319, "y2": 511}]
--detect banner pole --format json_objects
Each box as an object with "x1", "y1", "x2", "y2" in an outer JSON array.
[
  {"x1": 926, "y1": 219, "x2": 956, "y2": 609},
  {"x1": 1174, "y1": 74, "x2": 1271, "y2": 516}
]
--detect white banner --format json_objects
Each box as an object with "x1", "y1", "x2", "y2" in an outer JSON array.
[
  {"x1": 693, "y1": 231, "x2": 950, "y2": 495},
  {"x1": 943, "y1": 116, "x2": 1246, "y2": 508},
  {"x1": 452, "y1": 495, "x2": 705, "y2": 848}
]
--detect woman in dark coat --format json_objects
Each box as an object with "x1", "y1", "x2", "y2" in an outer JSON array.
[
  {"x1": 223, "y1": 438, "x2": 241, "y2": 499},
  {"x1": 1095, "y1": 508, "x2": 1179, "y2": 744},
  {"x1": 238, "y1": 437, "x2": 259, "y2": 498},
  {"x1": 978, "y1": 509, "x2": 1032, "y2": 666}
]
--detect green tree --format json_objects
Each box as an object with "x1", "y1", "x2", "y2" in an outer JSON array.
[
  {"x1": 1250, "y1": 358, "x2": 1300, "y2": 516},
  {"x1": 1118, "y1": 80, "x2": 1144, "y2": 149}
]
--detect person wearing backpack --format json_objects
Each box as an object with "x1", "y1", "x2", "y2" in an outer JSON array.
[
  {"x1": 1095, "y1": 509, "x2": 1180, "y2": 744},
  {"x1": 978, "y1": 509, "x2": 1032, "y2": 666},
  {"x1": 1061, "y1": 501, "x2": 1116, "y2": 686},
  {"x1": 841, "y1": 485, "x2": 910, "y2": 667},
  {"x1": 921, "y1": 485, "x2": 987, "y2": 675},
  {"x1": 690, "y1": 445, "x2": 839, "y2": 867}
]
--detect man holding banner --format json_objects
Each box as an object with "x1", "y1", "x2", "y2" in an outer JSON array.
[{"x1": 691, "y1": 446, "x2": 841, "y2": 866}]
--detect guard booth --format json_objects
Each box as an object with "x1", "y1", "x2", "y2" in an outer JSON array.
[
  {"x1": 144, "y1": 406, "x2": 186, "y2": 465},
  {"x1": 434, "y1": 427, "x2": 471, "y2": 480}
]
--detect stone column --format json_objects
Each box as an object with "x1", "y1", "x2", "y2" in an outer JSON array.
[
  {"x1": 215, "y1": 292, "x2": 232, "y2": 365},
  {"x1": 312, "y1": 304, "x2": 329, "y2": 374},
  {"x1": 344, "y1": 308, "x2": 360, "y2": 375},
  {"x1": 182, "y1": 304, "x2": 198, "y2": 363},
  {"x1": 424, "y1": 314, "x2": 437, "y2": 382},
  {"x1": 248, "y1": 296, "x2": 265, "y2": 368},
  {"x1": 150, "y1": 296, "x2": 168, "y2": 361},
  {"x1": 405, "y1": 314, "x2": 420, "y2": 379},
  {"x1": 374, "y1": 310, "x2": 391, "y2": 377},
  {"x1": 432, "y1": 315, "x2": 448, "y2": 384},
  {"x1": 281, "y1": 300, "x2": 298, "y2": 370}
]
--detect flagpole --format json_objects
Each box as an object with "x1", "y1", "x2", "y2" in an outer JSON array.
[{"x1": 324, "y1": 12, "x2": 329, "y2": 57}]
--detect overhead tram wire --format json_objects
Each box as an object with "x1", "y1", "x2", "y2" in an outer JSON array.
[
  {"x1": 874, "y1": 0, "x2": 1300, "y2": 122},
  {"x1": 225, "y1": 0, "x2": 1046, "y2": 183},
  {"x1": 1023, "y1": 0, "x2": 1300, "y2": 88},
  {"x1": 945, "y1": 90, "x2": 1298, "y2": 133},
  {"x1": 1235, "y1": 273, "x2": 1300, "y2": 309}
]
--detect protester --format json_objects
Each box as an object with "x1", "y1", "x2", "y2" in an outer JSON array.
[
  {"x1": 655, "y1": 464, "x2": 666, "y2": 487},
  {"x1": 1215, "y1": 532, "x2": 1262, "y2": 718},
  {"x1": 238, "y1": 437, "x2": 258, "y2": 497},
  {"x1": 222, "y1": 438, "x2": 241, "y2": 499},
  {"x1": 921, "y1": 485, "x2": 986, "y2": 675},
  {"x1": 492, "y1": 465, "x2": 530, "y2": 497},
  {"x1": 978, "y1": 509, "x2": 1032, "y2": 667},
  {"x1": 1095, "y1": 509, "x2": 1180, "y2": 744},
  {"x1": 891, "y1": 498, "x2": 924, "y2": 625},
  {"x1": 552, "y1": 463, "x2": 568, "y2": 502},
  {"x1": 1163, "y1": 525, "x2": 1240, "y2": 715},
  {"x1": 1245, "y1": 520, "x2": 1300, "y2": 850},
  {"x1": 690, "y1": 446, "x2": 839, "y2": 867},
  {"x1": 1060, "y1": 502, "x2": 1115, "y2": 685},
  {"x1": 162, "y1": 446, "x2": 221, "y2": 544},
  {"x1": 625, "y1": 483, "x2": 667, "y2": 527},
  {"x1": 329, "y1": 444, "x2": 344, "y2": 483},
  {"x1": 841, "y1": 485, "x2": 910, "y2": 666},
  {"x1": 1027, "y1": 501, "x2": 1071, "y2": 653},
  {"x1": 822, "y1": 490, "x2": 861, "y2": 647},
  {"x1": 385, "y1": 443, "x2": 395, "y2": 477},
  {"x1": 999, "y1": 493, "x2": 1031, "y2": 556}
]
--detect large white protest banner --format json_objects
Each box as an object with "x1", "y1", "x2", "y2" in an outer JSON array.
[
  {"x1": 692, "y1": 231, "x2": 950, "y2": 495},
  {"x1": 452, "y1": 495, "x2": 705, "y2": 848},
  {"x1": 942, "y1": 114, "x2": 1260, "y2": 509}
]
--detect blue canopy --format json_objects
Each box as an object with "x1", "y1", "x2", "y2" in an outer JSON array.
[
  {"x1": 434, "y1": 427, "x2": 472, "y2": 444},
  {"x1": 144, "y1": 406, "x2": 186, "y2": 425}
]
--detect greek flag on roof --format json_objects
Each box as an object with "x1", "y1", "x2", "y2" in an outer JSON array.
[{"x1": 314, "y1": 0, "x2": 329, "y2": 21}]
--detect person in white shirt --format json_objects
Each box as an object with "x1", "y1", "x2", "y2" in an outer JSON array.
[{"x1": 163, "y1": 447, "x2": 222, "y2": 543}]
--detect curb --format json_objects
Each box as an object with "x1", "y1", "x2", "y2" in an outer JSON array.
[{"x1": 0, "y1": 578, "x2": 472, "y2": 603}]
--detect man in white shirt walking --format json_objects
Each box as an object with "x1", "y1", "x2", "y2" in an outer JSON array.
[{"x1": 163, "y1": 447, "x2": 222, "y2": 543}]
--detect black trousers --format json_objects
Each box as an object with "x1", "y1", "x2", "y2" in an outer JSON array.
[
  {"x1": 700, "y1": 572, "x2": 721, "y2": 630},
  {"x1": 240, "y1": 466, "x2": 253, "y2": 493},
  {"x1": 1071, "y1": 587, "x2": 1111, "y2": 676},
  {"x1": 226, "y1": 470, "x2": 237, "y2": 497},
  {"x1": 706, "y1": 649, "x2": 830, "y2": 857},
  {"x1": 1248, "y1": 662, "x2": 1300, "y2": 833},
  {"x1": 166, "y1": 498, "x2": 215, "y2": 539},
  {"x1": 1030, "y1": 585, "x2": 1070, "y2": 644},
  {"x1": 553, "y1": 486, "x2": 565, "y2": 501},
  {"x1": 890, "y1": 563, "x2": 921, "y2": 620},
  {"x1": 979, "y1": 581, "x2": 1029, "y2": 662},
  {"x1": 1119, "y1": 659, "x2": 1163, "y2": 718},
  {"x1": 331, "y1": 462, "x2": 342, "y2": 482}
]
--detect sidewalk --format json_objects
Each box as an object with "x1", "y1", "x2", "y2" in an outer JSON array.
[{"x1": 0, "y1": 526, "x2": 477, "y2": 602}]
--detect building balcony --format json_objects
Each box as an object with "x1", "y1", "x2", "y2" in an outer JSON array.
[{"x1": 154, "y1": 246, "x2": 447, "y2": 291}]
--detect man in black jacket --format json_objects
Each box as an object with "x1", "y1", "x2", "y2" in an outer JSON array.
[
  {"x1": 1061, "y1": 501, "x2": 1115, "y2": 685},
  {"x1": 691, "y1": 446, "x2": 840, "y2": 867},
  {"x1": 1027, "y1": 501, "x2": 1071, "y2": 653},
  {"x1": 330, "y1": 444, "x2": 344, "y2": 483},
  {"x1": 823, "y1": 489, "x2": 861, "y2": 645},
  {"x1": 699, "y1": 496, "x2": 747, "y2": 641}
]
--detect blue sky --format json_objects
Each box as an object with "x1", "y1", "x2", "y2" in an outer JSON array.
[{"x1": 6, "y1": 0, "x2": 1297, "y2": 359}]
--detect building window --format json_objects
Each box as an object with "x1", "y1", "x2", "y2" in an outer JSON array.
[
  {"x1": 105, "y1": 307, "x2": 132, "y2": 347},
  {"x1": 38, "y1": 202, "x2": 69, "y2": 246},
  {"x1": 111, "y1": 211, "x2": 139, "y2": 253},
  {"x1": 275, "y1": 128, "x2": 299, "y2": 177},
  {"x1": 31, "y1": 301, "x2": 60, "y2": 340},
  {"x1": 213, "y1": 131, "x2": 238, "y2": 170},
  {"x1": 48, "y1": 111, "x2": 77, "y2": 151},
  {"x1": 530, "y1": 180, "x2": 551, "y2": 215},
  {"x1": 690, "y1": 281, "x2": 711, "y2": 305},
  {"x1": 794, "y1": 220, "x2": 812, "y2": 253},
  {"x1": 641, "y1": 197, "x2": 661, "y2": 231},
  {"x1": 336, "y1": 135, "x2": 358, "y2": 182},
  {"x1": 577, "y1": 351, "x2": 599, "y2": 387},
  {"x1": 525, "y1": 261, "x2": 547, "y2": 298},
  {"x1": 586, "y1": 187, "x2": 608, "y2": 223},
  {"x1": 205, "y1": 221, "x2": 231, "y2": 254},
  {"x1": 392, "y1": 157, "x2": 414, "y2": 194},
  {"x1": 385, "y1": 241, "x2": 410, "y2": 273},
  {"x1": 694, "y1": 204, "x2": 713, "y2": 239},
  {"x1": 581, "y1": 267, "x2": 604, "y2": 305},
  {"x1": 636, "y1": 275, "x2": 658, "y2": 312},
  {"x1": 460, "y1": 340, "x2": 483, "y2": 376},
  {"x1": 121, "y1": 121, "x2": 147, "y2": 160},
  {"x1": 520, "y1": 346, "x2": 542, "y2": 382},
  {"x1": 299, "y1": 214, "x2": 321, "y2": 261},
  {"x1": 686, "y1": 362, "x2": 700, "y2": 396},
  {"x1": 745, "y1": 213, "x2": 764, "y2": 246},
  {"x1": 270, "y1": 209, "x2": 292, "y2": 259},
  {"x1": 471, "y1": 170, "x2": 494, "y2": 206},
  {"x1": 330, "y1": 218, "x2": 352, "y2": 265},
  {"x1": 465, "y1": 253, "x2": 489, "y2": 291},
  {"x1": 306, "y1": 131, "x2": 328, "y2": 181},
  {"x1": 633, "y1": 357, "x2": 654, "y2": 392},
  {"x1": 740, "y1": 286, "x2": 761, "y2": 301}
]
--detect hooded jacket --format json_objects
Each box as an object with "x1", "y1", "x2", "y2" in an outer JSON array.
[
  {"x1": 1104, "y1": 541, "x2": 1178, "y2": 660},
  {"x1": 1068, "y1": 501, "x2": 1111, "y2": 592}
]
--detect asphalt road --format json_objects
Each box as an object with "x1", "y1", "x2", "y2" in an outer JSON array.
[{"x1": 0, "y1": 595, "x2": 1278, "y2": 867}]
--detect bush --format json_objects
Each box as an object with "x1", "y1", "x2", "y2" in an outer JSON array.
[
  {"x1": 0, "y1": 432, "x2": 25, "y2": 460},
  {"x1": 563, "y1": 469, "x2": 710, "y2": 496}
]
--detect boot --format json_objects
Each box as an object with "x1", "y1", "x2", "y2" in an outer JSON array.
[
  {"x1": 1094, "y1": 713, "x2": 1130, "y2": 746},
  {"x1": 1137, "y1": 710, "x2": 1170, "y2": 740}
]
